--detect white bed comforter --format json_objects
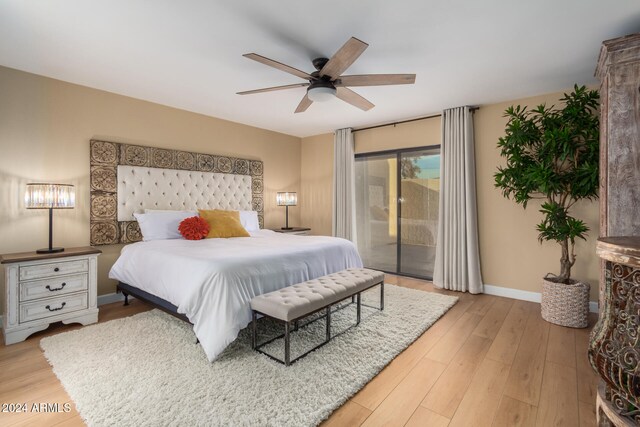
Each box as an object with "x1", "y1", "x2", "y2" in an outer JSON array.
[{"x1": 109, "y1": 230, "x2": 363, "y2": 361}]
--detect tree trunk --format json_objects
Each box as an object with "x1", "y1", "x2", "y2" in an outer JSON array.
[{"x1": 559, "y1": 239, "x2": 572, "y2": 283}]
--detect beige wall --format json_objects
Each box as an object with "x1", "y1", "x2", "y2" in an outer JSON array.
[
  {"x1": 354, "y1": 117, "x2": 441, "y2": 153},
  {"x1": 0, "y1": 66, "x2": 301, "y2": 308},
  {"x1": 300, "y1": 90, "x2": 600, "y2": 301},
  {"x1": 0, "y1": 65, "x2": 600, "y2": 315}
]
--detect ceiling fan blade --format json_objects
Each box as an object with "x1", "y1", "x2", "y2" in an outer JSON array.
[
  {"x1": 320, "y1": 37, "x2": 369, "y2": 80},
  {"x1": 336, "y1": 74, "x2": 416, "y2": 87},
  {"x1": 295, "y1": 93, "x2": 313, "y2": 113},
  {"x1": 335, "y1": 87, "x2": 374, "y2": 111},
  {"x1": 237, "y1": 83, "x2": 309, "y2": 95},
  {"x1": 243, "y1": 53, "x2": 313, "y2": 80}
]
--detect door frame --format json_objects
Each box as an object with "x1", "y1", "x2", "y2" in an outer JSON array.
[{"x1": 355, "y1": 145, "x2": 441, "y2": 280}]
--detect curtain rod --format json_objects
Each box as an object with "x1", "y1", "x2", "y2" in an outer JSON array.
[{"x1": 352, "y1": 106, "x2": 479, "y2": 133}]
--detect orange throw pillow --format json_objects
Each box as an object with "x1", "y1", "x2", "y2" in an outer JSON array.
[
  {"x1": 178, "y1": 216, "x2": 210, "y2": 240},
  {"x1": 198, "y1": 209, "x2": 250, "y2": 239}
]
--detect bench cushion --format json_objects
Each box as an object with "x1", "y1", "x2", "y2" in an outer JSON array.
[{"x1": 250, "y1": 268, "x2": 384, "y2": 322}]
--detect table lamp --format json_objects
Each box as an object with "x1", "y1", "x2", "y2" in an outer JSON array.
[
  {"x1": 276, "y1": 192, "x2": 297, "y2": 230},
  {"x1": 25, "y1": 183, "x2": 75, "y2": 253}
]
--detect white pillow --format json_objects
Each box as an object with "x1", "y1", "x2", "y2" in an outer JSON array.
[
  {"x1": 141, "y1": 209, "x2": 259, "y2": 232},
  {"x1": 144, "y1": 209, "x2": 196, "y2": 215},
  {"x1": 239, "y1": 210, "x2": 260, "y2": 231},
  {"x1": 133, "y1": 211, "x2": 196, "y2": 241}
]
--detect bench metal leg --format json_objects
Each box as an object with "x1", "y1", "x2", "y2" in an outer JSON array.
[
  {"x1": 251, "y1": 311, "x2": 257, "y2": 349},
  {"x1": 326, "y1": 306, "x2": 331, "y2": 342},
  {"x1": 284, "y1": 321, "x2": 291, "y2": 366},
  {"x1": 253, "y1": 276, "x2": 384, "y2": 367}
]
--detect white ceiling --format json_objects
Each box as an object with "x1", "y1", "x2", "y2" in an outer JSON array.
[{"x1": 1, "y1": 1, "x2": 639, "y2": 138}]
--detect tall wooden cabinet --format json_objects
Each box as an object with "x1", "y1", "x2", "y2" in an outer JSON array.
[
  {"x1": 595, "y1": 33, "x2": 640, "y2": 237},
  {"x1": 588, "y1": 33, "x2": 640, "y2": 426}
]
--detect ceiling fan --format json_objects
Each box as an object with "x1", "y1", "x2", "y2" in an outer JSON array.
[{"x1": 237, "y1": 37, "x2": 416, "y2": 113}]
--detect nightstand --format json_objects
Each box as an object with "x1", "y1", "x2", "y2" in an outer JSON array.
[
  {"x1": 1, "y1": 247, "x2": 101, "y2": 345},
  {"x1": 271, "y1": 227, "x2": 311, "y2": 236}
]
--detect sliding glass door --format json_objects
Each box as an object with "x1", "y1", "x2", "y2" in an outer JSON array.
[
  {"x1": 398, "y1": 149, "x2": 440, "y2": 277},
  {"x1": 355, "y1": 147, "x2": 440, "y2": 279}
]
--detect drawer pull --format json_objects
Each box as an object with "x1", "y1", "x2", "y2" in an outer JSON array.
[
  {"x1": 45, "y1": 302, "x2": 66, "y2": 312},
  {"x1": 45, "y1": 283, "x2": 66, "y2": 292},
  {"x1": 54, "y1": 267, "x2": 60, "y2": 272}
]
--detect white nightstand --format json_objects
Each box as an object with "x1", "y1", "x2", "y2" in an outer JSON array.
[
  {"x1": 1, "y1": 247, "x2": 101, "y2": 345},
  {"x1": 271, "y1": 227, "x2": 311, "y2": 236}
]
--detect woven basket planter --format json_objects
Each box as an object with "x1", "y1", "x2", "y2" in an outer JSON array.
[{"x1": 541, "y1": 277, "x2": 590, "y2": 328}]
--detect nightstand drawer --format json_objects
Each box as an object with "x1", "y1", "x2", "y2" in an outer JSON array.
[
  {"x1": 19, "y1": 259, "x2": 89, "y2": 281},
  {"x1": 20, "y1": 274, "x2": 88, "y2": 302},
  {"x1": 20, "y1": 292, "x2": 88, "y2": 323}
]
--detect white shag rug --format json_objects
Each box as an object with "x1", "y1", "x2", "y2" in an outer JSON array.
[{"x1": 40, "y1": 284, "x2": 457, "y2": 427}]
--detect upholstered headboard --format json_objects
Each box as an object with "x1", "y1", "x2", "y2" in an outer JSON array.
[{"x1": 89, "y1": 140, "x2": 264, "y2": 245}]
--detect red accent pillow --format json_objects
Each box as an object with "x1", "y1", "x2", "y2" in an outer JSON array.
[{"x1": 178, "y1": 216, "x2": 210, "y2": 240}]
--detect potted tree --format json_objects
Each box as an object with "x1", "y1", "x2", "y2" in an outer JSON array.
[{"x1": 494, "y1": 85, "x2": 599, "y2": 328}]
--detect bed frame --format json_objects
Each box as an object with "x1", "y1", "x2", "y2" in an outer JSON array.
[
  {"x1": 117, "y1": 282, "x2": 190, "y2": 323},
  {"x1": 89, "y1": 139, "x2": 264, "y2": 323}
]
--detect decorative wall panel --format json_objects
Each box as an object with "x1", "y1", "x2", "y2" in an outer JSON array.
[{"x1": 89, "y1": 140, "x2": 263, "y2": 245}]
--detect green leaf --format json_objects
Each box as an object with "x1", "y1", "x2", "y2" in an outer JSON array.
[{"x1": 494, "y1": 85, "x2": 599, "y2": 276}]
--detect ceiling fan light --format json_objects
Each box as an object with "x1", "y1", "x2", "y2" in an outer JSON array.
[{"x1": 307, "y1": 86, "x2": 336, "y2": 102}]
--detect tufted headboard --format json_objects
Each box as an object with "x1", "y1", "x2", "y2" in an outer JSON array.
[{"x1": 89, "y1": 140, "x2": 264, "y2": 245}]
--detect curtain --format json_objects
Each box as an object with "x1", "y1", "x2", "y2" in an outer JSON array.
[
  {"x1": 433, "y1": 107, "x2": 483, "y2": 293},
  {"x1": 333, "y1": 128, "x2": 356, "y2": 243}
]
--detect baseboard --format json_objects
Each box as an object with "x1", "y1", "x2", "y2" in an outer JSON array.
[
  {"x1": 97, "y1": 292, "x2": 133, "y2": 306},
  {"x1": 1, "y1": 287, "x2": 598, "y2": 328},
  {"x1": 483, "y1": 284, "x2": 599, "y2": 313}
]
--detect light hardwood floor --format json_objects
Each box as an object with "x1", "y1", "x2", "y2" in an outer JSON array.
[{"x1": 0, "y1": 275, "x2": 599, "y2": 426}]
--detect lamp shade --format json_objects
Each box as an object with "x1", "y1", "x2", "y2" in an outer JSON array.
[
  {"x1": 276, "y1": 192, "x2": 297, "y2": 206},
  {"x1": 307, "y1": 86, "x2": 336, "y2": 102},
  {"x1": 25, "y1": 183, "x2": 75, "y2": 209}
]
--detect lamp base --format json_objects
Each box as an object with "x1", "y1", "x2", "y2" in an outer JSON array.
[
  {"x1": 280, "y1": 227, "x2": 293, "y2": 230},
  {"x1": 36, "y1": 247, "x2": 64, "y2": 254}
]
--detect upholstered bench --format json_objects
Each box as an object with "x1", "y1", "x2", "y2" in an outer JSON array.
[{"x1": 250, "y1": 268, "x2": 384, "y2": 365}]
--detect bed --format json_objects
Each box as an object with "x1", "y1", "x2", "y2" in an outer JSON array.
[
  {"x1": 90, "y1": 140, "x2": 363, "y2": 361},
  {"x1": 109, "y1": 231, "x2": 362, "y2": 361}
]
